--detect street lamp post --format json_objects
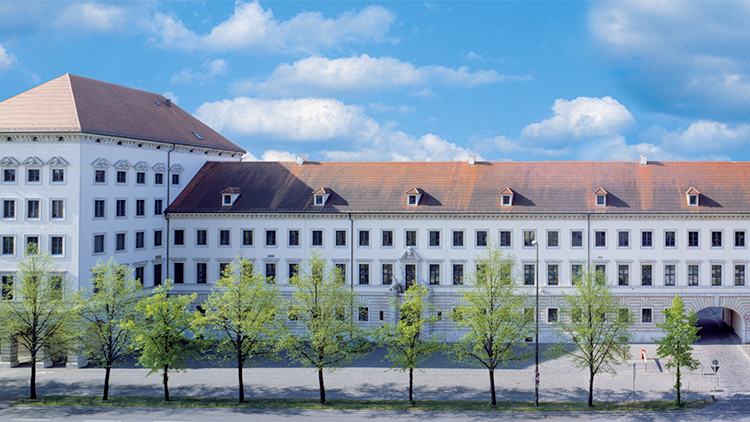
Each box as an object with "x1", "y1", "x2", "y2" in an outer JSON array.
[{"x1": 531, "y1": 239, "x2": 539, "y2": 407}]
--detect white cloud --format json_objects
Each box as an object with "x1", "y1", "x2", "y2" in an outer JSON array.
[
  {"x1": 197, "y1": 96, "x2": 476, "y2": 161},
  {"x1": 0, "y1": 44, "x2": 17, "y2": 69},
  {"x1": 56, "y1": 2, "x2": 129, "y2": 33},
  {"x1": 521, "y1": 96, "x2": 634, "y2": 143},
  {"x1": 0, "y1": 1, "x2": 139, "y2": 36},
  {"x1": 171, "y1": 59, "x2": 229, "y2": 85},
  {"x1": 237, "y1": 54, "x2": 529, "y2": 96},
  {"x1": 662, "y1": 120, "x2": 750, "y2": 153},
  {"x1": 147, "y1": 2, "x2": 397, "y2": 54},
  {"x1": 368, "y1": 102, "x2": 415, "y2": 114}
]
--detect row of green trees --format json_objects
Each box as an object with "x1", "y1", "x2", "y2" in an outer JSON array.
[{"x1": 0, "y1": 245, "x2": 700, "y2": 407}]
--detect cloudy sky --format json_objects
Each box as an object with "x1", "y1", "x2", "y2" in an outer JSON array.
[{"x1": 2, "y1": 1, "x2": 750, "y2": 162}]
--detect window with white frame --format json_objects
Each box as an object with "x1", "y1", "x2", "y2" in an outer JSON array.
[
  {"x1": 547, "y1": 308, "x2": 558, "y2": 323},
  {"x1": 665, "y1": 264, "x2": 676, "y2": 286},
  {"x1": 359, "y1": 263, "x2": 370, "y2": 285},
  {"x1": 452, "y1": 230, "x2": 464, "y2": 247},
  {"x1": 50, "y1": 236, "x2": 63, "y2": 256},
  {"x1": 547, "y1": 230, "x2": 559, "y2": 247},
  {"x1": 500, "y1": 230, "x2": 511, "y2": 247},
  {"x1": 641, "y1": 308, "x2": 653, "y2": 323},
  {"x1": 618, "y1": 264, "x2": 629, "y2": 286},
  {"x1": 429, "y1": 264, "x2": 440, "y2": 285},
  {"x1": 27, "y1": 199, "x2": 40, "y2": 219},
  {"x1": 736, "y1": 231, "x2": 746, "y2": 248},
  {"x1": 476, "y1": 230, "x2": 488, "y2": 247},
  {"x1": 453, "y1": 264, "x2": 464, "y2": 285},
  {"x1": 50, "y1": 200, "x2": 64, "y2": 219},
  {"x1": 641, "y1": 264, "x2": 652, "y2": 286},
  {"x1": 547, "y1": 264, "x2": 559, "y2": 285},
  {"x1": 2, "y1": 199, "x2": 15, "y2": 219},
  {"x1": 641, "y1": 231, "x2": 653, "y2": 248},
  {"x1": 735, "y1": 264, "x2": 745, "y2": 286},
  {"x1": 687, "y1": 264, "x2": 699, "y2": 286},
  {"x1": 382, "y1": 263, "x2": 394, "y2": 285},
  {"x1": 1, "y1": 236, "x2": 15, "y2": 256},
  {"x1": 595, "y1": 230, "x2": 606, "y2": 247},
  {"x1": 711, "y1": 264, "x2": 722, "y2": 286}
]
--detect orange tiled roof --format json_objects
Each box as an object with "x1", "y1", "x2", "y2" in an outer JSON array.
[
  {"x1": 0, "y1": 74, "x2": 244, "y2": 153},
  {"x1": 167, "y1": 160, "x2": 750, "y2": 214}
]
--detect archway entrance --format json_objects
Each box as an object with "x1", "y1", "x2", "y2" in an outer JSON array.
[{"x1": 695, "y1": 307, "x2": 742, "y2": 344}]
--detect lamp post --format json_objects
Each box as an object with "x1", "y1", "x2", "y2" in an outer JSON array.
[{"x1": 531, "y1": 239, "x2": 539, "y2": 407}]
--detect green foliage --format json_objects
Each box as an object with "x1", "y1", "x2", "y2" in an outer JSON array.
[
  {"x1": 0, "y1": 244, "x2": 78, "y2": 398},
  {"x1": 192, "y1": 256, "x2": 281, "y2": 402},
  {"x1": 655, "y1": 294, "x2": 701, "y2": 406},
  {"x1": 279, "y1": 251, "x2": 371, "y2": 404},
  {"x1": 375, "y1": 284, "x2": 443, "y2": 402},
  {"x1": 555, "y1": 267, "x2": 633, "y2": 407},
  {"x1": 77, "y1": 258, "x2": 145, "y2": 400},
  {"x1": 452, "y1": 244, "x2": 533, "y2": 405},
  {"x1": 125, "y1": 281, "x2": 196, "y2": 401}
]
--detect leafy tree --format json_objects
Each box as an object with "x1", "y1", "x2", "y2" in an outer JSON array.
[
  {"x1": 452, "y1": 244, "x2": 533, "y2": 406},
  {"x1": 280, "y1": 251, "x2": 371, "y2": 404},
  {"x1": 655, "y1": 294, "x2": 701, "y2": 406},
  {"x1": 125, "y1": 281, "x2": 196, "y2": 401},
  {"x1": 193, "y1": 257, "x2": 281, "y2": 403},
  {"x1": 0, "y1": 244, "x2": 77, "y2": 399},
  {"x1": 375, "y1": 284, "x2": 443, "y2": 402},
  {"x1": 77, "y1": 258, "x2": 144, "y2": 400},
  {"x1": 554, "y1": 267, "x2": 633, "y2": 407}
]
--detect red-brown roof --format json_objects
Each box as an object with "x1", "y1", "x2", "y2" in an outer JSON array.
[
  {"x1": 0, "y1": 74, "x2": 244, "y2": 153},
  {"x1": 167, "y1": 160, "x2": 750, "y2": 214}
]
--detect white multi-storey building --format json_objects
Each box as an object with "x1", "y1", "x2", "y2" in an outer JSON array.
[{"x1": 2, "y1": 75, "x2": 750, "y2": 365}]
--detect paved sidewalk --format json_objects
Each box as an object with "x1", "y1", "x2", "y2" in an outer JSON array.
[{"x1": 0, "y1": 343, "x2": 729, "y2": 404}]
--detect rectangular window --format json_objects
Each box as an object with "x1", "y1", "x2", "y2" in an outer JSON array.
[
  {"x1": 2, "y1": 199, "x2": 15, "y2": 218},
  {"x1": 547, "y1": 231, "x2": 559, "y2": 247},
  {"x1": 95, "y1": 169, "x2": 106, "y2": 184},
  {"x1": 712, "y1": 231, "x2": 722, "y2": 247},
  {"x1": 243, "y1": 230, "x2": 253, "y2": 246},
  {"x1": 289, "y1": 263, "x2": 299, "y2": 280},
  {"x1": 499, "y1": 230, "x2": 511, "y2": 247},
  {"x1": 712, "y1": 264, "x2": 722, "y2": 286},
  {"x1": 27, "y1": 199, "x2": 40, "y2": 219},
  {"x1": 153, "y1": 264, "x2": 162, "y2": 286},
  {"x1": 51, "y1": 200, "x2": 64, "y2": 219},
  {"x1": 26, "y1": 236, "x2": 39, "y2": 254},
  {"x1": 453, "y1": 264, "x2": 464, "y2": 285},
  {"x1": 547, "y1": 264, "x2": 559, "y2": 285},
  {"x1": 196, "y1": 229, "x2": 207, "y2": 246},
  {"x1": 154, "y1": 230, "x2": 163, "y2": 247},
  {"x1": 2, "y1": 236, "x2": 14, "y2": 255},
  {"x1": 736, "y1": 231, "x2": 746, "y2": 248},
  {"x1": 94, "y1": 234, "x2": 105, "y2": 254},
  {"x1": 688, "y1": 264, "x2": 699, "y2": 286},
  {"x1": 154, "y1": 173, "x2": 164, "y2": 185},
  {"x1": 429, "y1": 264, "x2": 440, "y2": 285},
  {"x1": 50, "y1": 236, "x2": 63, "y2": 255},
  {"x1": 311, "y1": 230, "x2": 323, "y2": 246},
  {"x1": 665, "y1": 264, "x2": 676, "y2": 286},
  {"x1": 641, "y1": 264, "x2": 652, "y2": 286},
  {"x1": 242, "y1": 262, "x2": 253, "y2": 279},
  {"x1": 335, "y1": 230, "x2": 347, "y2": 246},
  {"x1": 547, "y1": 308, "x2": 558, "y2": 323},
  {"x1": 196, "y1": 263, "x2": 207, "y2": 284},
  {"x1": 288, "y1": 229, "x2": 299, "y2": 246},
  {"x1": 382, "y1": 263, "x2": 394, "y2": 285},
  {"x1": 524, "y1": 264, "x2": 535, "y2": 286},
  {"x1": 266, "y1": 263, "x2": 276, "y2": 283},
  {"x1": 735, "y1": 264, "x2": 745, "y2": 286},
  {"x1": 116, "y1": 233, "x2": 126, "y2": 251},
  {"x1": 136, "y1": 172, "x2": 146, "y2": 185},
  {"x1": 172, "y1": 174, "x2": 180, "y2": 185},
  {"x1": 665, "y1": 231, "x2": 676, "y2": 247},
  {"x1": 429, "y1": 230, "x2": 440, "y2": 247},
  {"x1": 619, "y1": 308, "x2": 629, "y2": 323},
  {"x1": 642, "y1": 231, "x2": 653, "y2": 247},
  {"x1": 595, "y1": 231, "x2": 606, "y2": 247},
  {"x1": 173, "y1": 229, "x2": 184, "y2": 246},
  {"x1": 477, "y1": 230, "x2": 488, "y2": 247},
  {"x1": 382, "y1": 230, "x2": 394, "y2": 247},
  {"x1": 595, "y1": 264, "x2": 606, "y2": 278},
  {"x1": 154, "y1": 199, "x2": 163, "y2": 215},
  {"x1": 266, "y1": 230, "x2": 276, "y2": 246},
  {"x1": 359, "y1": 230, "x2": 370, "y2": 246},
  {"x1": 94, "y1": 199, "x2": 105, "y2": 218},
  {"x1": 51, "y1": 169, "x2": 64, "y2": 183},
  {"x1": 618, "y1": 231, "x2": 629, "y2": 247},
  {"x1": 571, "y1": 264, "x2": 582, "y2": 285},
  {"x1": 134, "y1": 267, "x2": 144, "y2": 285},
  {"x1": 642, "y1": 308, "x2": 653, "y2": 323},
  {"x1": 335, "y1": 263, "x2": 346, "y2": 283},
  {"x1": 571, "y1": 230, "x2": 583, "y2": 247},
  {"x1": 1, "y1": 275, "x2": 13, "y2": 300},
  {"x1": 173, "y1": 262, "x2": 184, "y2": 284},
  {"x1": 359, "y1": 264, "x2": 369, "y2": 285},
  {"x1": 116, "y1": 171, "x2": 127, "y2": 184},
  {"x1": 135, "y1": 231, "x2": 145, "y2": 249},
  {"x1": 27, "y1": 168, "x2": 40, "y2": 183},
  {"x1": 618, "y1": 265, "x2": 629, "y2": 286},
  {"x1": 453, "y1": 230, "x2": 464, "y2": 247},
  {"x1": 3, "y1": 168, "x2": 16, "y2": 183},
  {"x1": 359, "y1": 307, "x2": 369, "y2": 322},
  {"x1": 116, "y1": 199, "x2": 126, "y2": 217},
  {"x1": 136, "y1": 199, "x2": 145, "y2": 217},
  {"x1": 523, "y1": 230, "x2": 535, "y2": 247},
  {"x1": 405, "y1": 230, "x2": 417, "y2": 247},
  {"x1": 218, "y1": 262, "x2": 229, "y2": 279},
  {"x1": 220, "y1": 229, "x2": 231, "y2": 246},
  {"x1": 688, "y1": 231, "x2": 699, "y2": 247}
]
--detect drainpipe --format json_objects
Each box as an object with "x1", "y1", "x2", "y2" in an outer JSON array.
[
  {"x1": 587, "y1": 213, "x2": 591, "y2": 269},
  {"x1": 165, "y1": 143, "x2": 175, "y2": 281}
]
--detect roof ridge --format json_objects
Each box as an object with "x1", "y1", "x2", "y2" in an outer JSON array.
[{"x1": 63, "y1": 74, "x2": 83, "y2": 131}]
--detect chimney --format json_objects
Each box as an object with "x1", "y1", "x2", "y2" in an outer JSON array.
[
  {"x1": 296, "y1": 154, "x2": 308, "y2": 166},
  {"x1": 166, "y1": 99, "x2": 171, "y2": 108},
  {"x1": 468, "y1": 154, "x2": 477, "y2": 166},
  {"x1": 640, "y1": 155, "x2": 647, "y2": 166}
]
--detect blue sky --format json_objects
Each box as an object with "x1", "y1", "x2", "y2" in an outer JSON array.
[{"x1": 2, "y1": 1, "x2": 750, "y2": 162}]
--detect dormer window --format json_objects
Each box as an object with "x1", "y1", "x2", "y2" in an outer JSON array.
[
  {"x1": 221, "y1": 187, "x2": 241, "y2": 207},
  {"x1": 406, "y1": 188, "x2": 422, "y2": 207},
  {"x1": 500, "y1": 187, "x2": 514, "y2": 207},
  {"x1": 312, "y1": 187, "x2": 331, "y2": 207},
  {"x1": 594, "y1": 187, "x2": 607, "y2": 207},
  {"x1": 686, "y1": 187, "x2": 700, "y2": 207}
]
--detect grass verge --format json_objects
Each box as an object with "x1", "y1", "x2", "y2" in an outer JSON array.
[{"x1": 16, "y1": 396, "x2": 713, "y2": 412}]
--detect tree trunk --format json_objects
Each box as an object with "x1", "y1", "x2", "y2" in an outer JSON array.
[
  {"x1": 238, "y1": 357, "x2": 244, "y2": 403},
  {"x1": 318, "y1": 367, "x2": 326, "y2": 404},
  {"x1": 675, "y1": 365, "x2": 681, "y2": 406},
  {"x1": 588, "y1": 366, "x2": 594, "y2": 407},
  {"x1": 163, "y1": 365, "x2": 170, "y2": 401},
  {"x1": 409, "y1": 368, "x2": 414, "y2": 402},
  {"x1": 30, "y1": 350, "x2": 37, "y2": 399},
  {"x1": 103, "y1": 366, "x2": 111, "y2": 401},
  {"x1": 489, "y1": 369, "x2": 496, "y2": 406}
]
